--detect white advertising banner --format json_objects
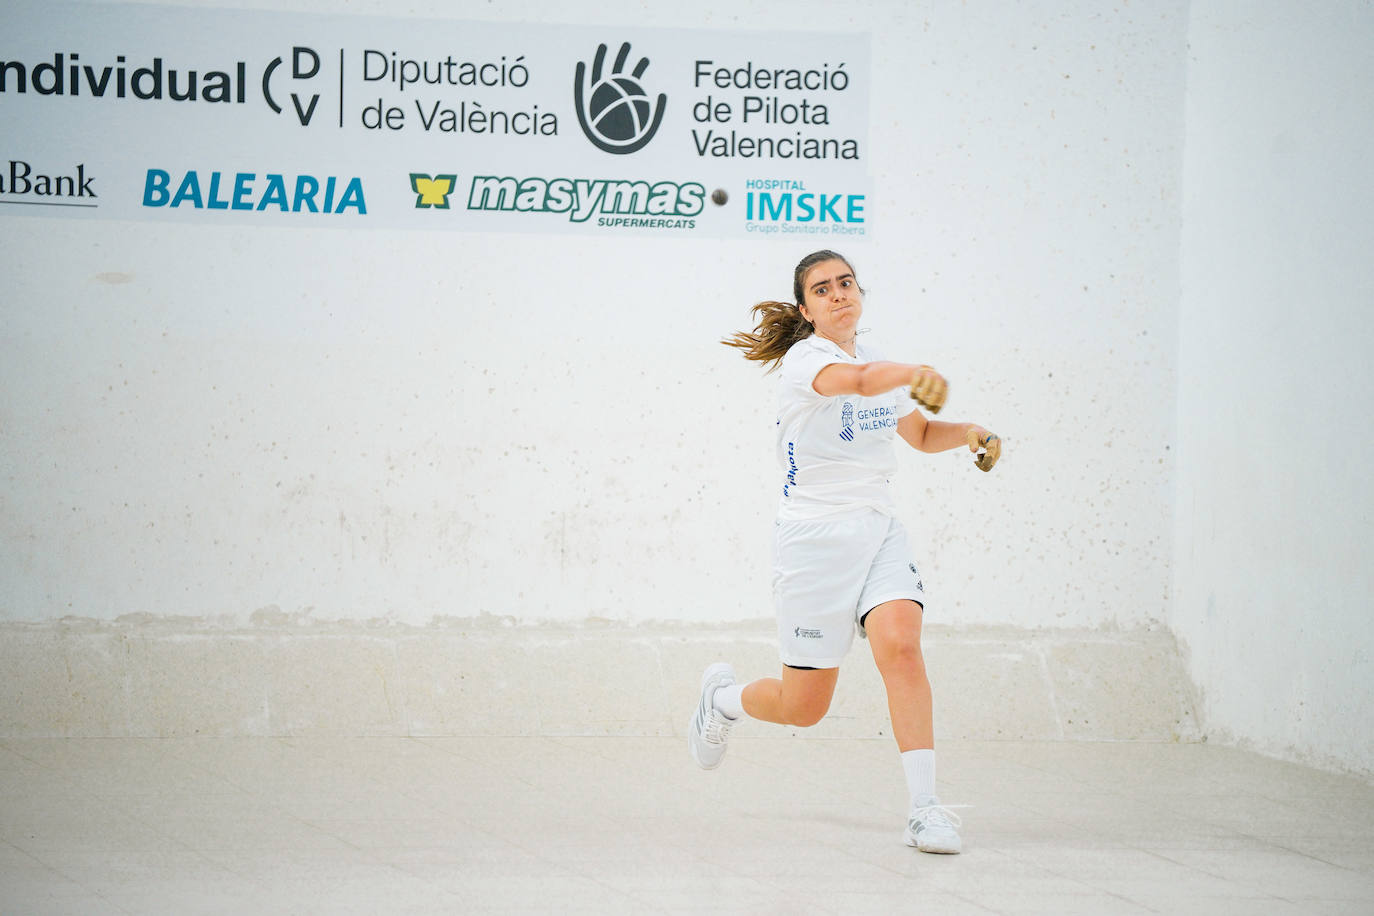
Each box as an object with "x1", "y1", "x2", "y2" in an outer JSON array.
[{"x1": 2, "y1": 2, "x2": 873, "y2": 239}]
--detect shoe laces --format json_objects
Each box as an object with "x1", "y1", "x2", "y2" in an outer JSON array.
[
  {"x1": 702, "y1": 710, "x2": 736, "y2": 746},
  {"x1": 911, "y1": 801, "x2": 967, "y2": 831}
]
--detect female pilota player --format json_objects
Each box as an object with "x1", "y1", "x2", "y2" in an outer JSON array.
[{"x1": 689, "y1": 249, "x2": 1001, "y2": 854}]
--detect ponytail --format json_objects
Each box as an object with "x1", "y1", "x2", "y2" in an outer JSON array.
[{"x1": 720, "y1": 300, "x2": 814, "y2": 370}]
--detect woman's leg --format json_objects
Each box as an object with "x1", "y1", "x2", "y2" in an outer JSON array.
[
  {"x1": 865, "y1": 598, "x2": 961, "y2": 853},
  {"x1": 741, "y1": 666, "x2": 840, "y2": 728},
  {"x1": 863, "y1": 598, "x2": 932, "y2": 750},
  {"x1": 690, "y1": 664, "x2": 838, "y2": 769}
]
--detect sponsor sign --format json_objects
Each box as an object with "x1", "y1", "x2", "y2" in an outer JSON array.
[{"x1": 1, "y1": 1, "x2": 873, "y2": 237}]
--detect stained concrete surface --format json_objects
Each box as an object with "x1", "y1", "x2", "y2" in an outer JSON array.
[{"x1": 3, "y1": 735, "x2": 1372, "y2": 914}]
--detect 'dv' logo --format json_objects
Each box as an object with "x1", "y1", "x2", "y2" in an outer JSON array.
[{"x1": 263, "y1": 47, "x2": 323, "y2": 126}]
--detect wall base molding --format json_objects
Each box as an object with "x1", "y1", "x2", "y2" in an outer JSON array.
[{"x1": 1, "y1": 619, "x2": 1201, "y2": 742}]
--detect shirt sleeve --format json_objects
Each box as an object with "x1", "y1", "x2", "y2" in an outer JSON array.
[
  {"x1": 780, "y1": 339, "x2": 842, "y2": 401},
  {"x1": 893, "y1": 388, "x2": 919, "y2": 418}
]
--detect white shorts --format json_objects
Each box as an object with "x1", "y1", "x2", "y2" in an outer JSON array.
[{"x1": 771, "y1": 509, "x2": 927, "y2": 669}]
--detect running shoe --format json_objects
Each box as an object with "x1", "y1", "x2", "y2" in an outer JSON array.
[
  {"x1": 904, "y1": 795, "x2": 963, "y2": 854},
  {"x1": 688, "y1": 662, "x2": 737, "y2": 769}
]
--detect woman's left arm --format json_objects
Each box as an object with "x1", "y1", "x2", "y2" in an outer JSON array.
[
  {"x1": 898, "y1": 413, "x2": 1002, "y2": 470},
  {"x1": 897, "y1": 412, "x2": 976, "y2": 453}
]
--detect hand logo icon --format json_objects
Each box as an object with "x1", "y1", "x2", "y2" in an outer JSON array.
[{"x1": 574, "y1": 42, "x2": 667, "y2": 155}]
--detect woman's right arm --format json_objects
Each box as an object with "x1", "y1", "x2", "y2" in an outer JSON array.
[{"x1": 813, "y1": 361, "x2": 944, "y2": 400}]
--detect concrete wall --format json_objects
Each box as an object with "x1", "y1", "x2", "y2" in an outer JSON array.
[
  {"x1": 24, "y1": 1, "x2": 1374, "y2": 772},
  {"x1": 1171, "y1": 0, "x2": 1374, "y2": 775}
]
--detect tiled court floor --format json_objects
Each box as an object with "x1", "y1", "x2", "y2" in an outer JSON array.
[{"x1": 2, "y1": 736, "x2": 1372, "y2": 914}]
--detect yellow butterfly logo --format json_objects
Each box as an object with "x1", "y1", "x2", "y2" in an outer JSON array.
[{"x1": 410, "y1": 173, "x2": 457, "y2": 209}]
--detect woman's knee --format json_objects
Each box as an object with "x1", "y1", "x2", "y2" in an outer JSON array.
[
  {"x1": 866, "y1": 600, "x2": 927, "y2": 674},
  {"x1": 783, "y1": 694, "x2": 832, "y2": 727},
  {"x1": 872, "y1": 637, "x2": 926, "y2": 678},
  {"x1": 780, "y1": 667, "x2": 838, "y2": 727}
]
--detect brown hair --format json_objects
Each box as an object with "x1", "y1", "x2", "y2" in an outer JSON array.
[{"x1": 721, "y1": 250, "x2": 856, "y2": 370}]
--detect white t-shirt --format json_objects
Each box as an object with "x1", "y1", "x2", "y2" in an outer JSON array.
[{"x1": 775, "y1": 334, "x2": 918, "y2": 520}]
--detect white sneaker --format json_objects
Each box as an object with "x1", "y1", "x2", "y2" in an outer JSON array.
[
  {"x1": 904, "y1": 795, "x2": 963, "y2": 854},
  {"x1": 688, "y1": 662, "x2": 738, "y2": 769}
]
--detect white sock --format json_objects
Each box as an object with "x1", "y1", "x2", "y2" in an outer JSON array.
[
  {"x1": 712, "y1": 683, "x2": 746, "y2": 720},
  {"x1": 901, "y1": 749, "x2": 937, "y2": 806}
]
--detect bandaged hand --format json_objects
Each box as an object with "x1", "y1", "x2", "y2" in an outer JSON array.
[
  {"x1": 909, "y1": 365, "x2": 948, "y2": 414},
  {"x1": 966, "y1": 427, "x2": 1001, "y2": 472}
]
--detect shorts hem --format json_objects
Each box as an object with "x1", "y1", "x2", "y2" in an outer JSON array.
[
  {"x1": 862, "y1": 592, "x2": 926, "y2": 615},
  {"x1": 779, "y1": 653, "x2": 844, "y2": 670},
  {"x1": 857, "y1": 593, "x2": 926, "y2": 638}
]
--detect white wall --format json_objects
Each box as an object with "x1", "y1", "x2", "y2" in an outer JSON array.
[
  {"x1": 1173, "y1": 0, "x2": 1374, "y2": 773},
  {"x1": 1, "y1": 0, "x2": 1187, "y2": 631},
  {"x1": 9, "y1": 0, "x2": 1370, "y2": 775}
]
